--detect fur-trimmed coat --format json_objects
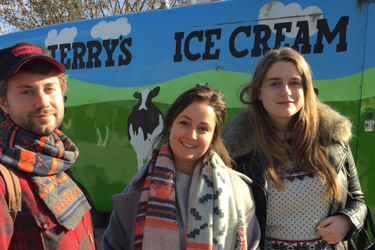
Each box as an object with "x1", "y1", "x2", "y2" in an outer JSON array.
[{"x1": 223, "y1": 101, "x2": 367, "y2": 250}]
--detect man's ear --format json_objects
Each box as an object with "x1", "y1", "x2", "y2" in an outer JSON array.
[{"x1": 0, "y1": 98, "x2": 9, "y2": 113}]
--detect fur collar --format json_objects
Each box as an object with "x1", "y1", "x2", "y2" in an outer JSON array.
[{"x1": 223, "y1": 101, "x2": 352, "y2": 158}]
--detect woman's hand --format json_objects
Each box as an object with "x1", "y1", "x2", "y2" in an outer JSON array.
[{"x1": 316, "y1": 215, "x2": 353, "y2": 244}]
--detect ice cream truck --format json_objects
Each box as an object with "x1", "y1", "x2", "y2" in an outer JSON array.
[{"x1": 0, "y1": 0, "x2": 374, "y2": 227}]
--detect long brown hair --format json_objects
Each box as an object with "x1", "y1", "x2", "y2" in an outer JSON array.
[
  {"x1": 240, "y1": 47, "x2": 341, "y2": 200},
  {"x1": 155, "y1": 84, "x2": 232, "y2": 168}
]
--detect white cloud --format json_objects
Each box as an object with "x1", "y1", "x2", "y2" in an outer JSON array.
[
  {"x1": 44, "y1": 27, "x2": 78, "y2": 47},
  {"x1": 258, "y1": 1, "x2": 323, "y2": 38},
  {"x1": 90, "y1": 17, "x2": 131, "y2": 40}
]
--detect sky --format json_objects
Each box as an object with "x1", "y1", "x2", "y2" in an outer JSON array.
[{"x1": 0, "y1": 22, "x2": 11, "y2": 35}]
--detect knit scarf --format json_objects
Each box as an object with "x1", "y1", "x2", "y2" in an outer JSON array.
[
  {"x1": 0, "y1": 113, "x2": 91, "y2": 230},
  {"x1": 134, "y1": 143, "x2": 247, "y2": 250}
]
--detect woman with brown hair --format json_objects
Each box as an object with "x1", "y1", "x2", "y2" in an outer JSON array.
[
  {"x1": 103, "y1": 85, "x2": 260, "y2": 250},
  {"x1": 224, "y1": 47, "x2": 367, "y2": 250}
]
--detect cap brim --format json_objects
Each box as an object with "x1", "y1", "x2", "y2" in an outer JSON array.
[{"x1": 11, "y1": 56, "x2": 66, "y2": 78}]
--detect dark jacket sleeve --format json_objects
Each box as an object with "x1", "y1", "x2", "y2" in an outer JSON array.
[
  {"x1": 233, "y1": 153, "x2": 266, "y2": 250},
  {"x1": 102, "y1": 206, "x2": 130, "y2": 250},
  {"x1": 102, "y1": 163, "x2": 149, "y2": 250},
  {"x1": 334, "y1": 144, "x2": 367, "y2": 237}
]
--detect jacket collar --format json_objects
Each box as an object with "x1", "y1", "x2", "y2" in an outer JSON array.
[{"x1": 223, "y1": 100, "x2": 352, "y2": 158}]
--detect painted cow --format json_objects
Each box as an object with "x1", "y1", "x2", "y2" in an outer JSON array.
[{"x1": 127, "y1": 87, "x2": 164, "y2": 169}]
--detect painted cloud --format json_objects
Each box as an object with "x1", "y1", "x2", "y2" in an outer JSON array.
[
  {"x1": 258, "y1": 1, "x2": 323, "y2": 38},
  {"x1": 91, "y1": 17, "x2": 132, "y2": 40},
  {"x1": 45, "y1": 27, "x2": 78, "y2": 47}
]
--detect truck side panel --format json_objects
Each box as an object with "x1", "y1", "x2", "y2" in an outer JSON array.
[
  {"x1": 358, "y1": 1, "x2": 375, "y2": 210},
  {"x1": 0, "y1": 0, "x2": 373, "y2": 214}
]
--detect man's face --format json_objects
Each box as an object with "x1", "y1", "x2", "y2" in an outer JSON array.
[{"x1": 0, "y1": 71, "x2": 64, "y2": 136}]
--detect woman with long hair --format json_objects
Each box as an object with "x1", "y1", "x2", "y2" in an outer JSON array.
[
  {"x1": 224, "y1": 47, "x2": 367, "y2": 250},
  {"x1": 104, "y1": 85, "x2": 260, "y2": 250}
]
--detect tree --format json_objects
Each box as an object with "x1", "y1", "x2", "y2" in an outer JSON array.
[{"x1": 0, "y1": 0, "x2": 185, "y2": 33}]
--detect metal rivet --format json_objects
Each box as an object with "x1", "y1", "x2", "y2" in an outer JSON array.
[{"x1": 42, "y1": 221, "x2": 50, "y2": 228}]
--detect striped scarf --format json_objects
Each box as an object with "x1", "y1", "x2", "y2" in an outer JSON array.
[
  {"x1": 0, "y1": 113, "x2": 91, "y2": 230},
  {"x1": 135, "y1": 143, "x2": 247, "y2": 250}
]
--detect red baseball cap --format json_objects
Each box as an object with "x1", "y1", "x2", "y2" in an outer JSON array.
[{"x1": 0, "y1": 41, "x2": 65, "y2": 81}]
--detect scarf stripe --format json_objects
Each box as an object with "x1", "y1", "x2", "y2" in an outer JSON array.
[
  {"x1": 186, "y1": 242, "x2": 213, "y2": 249},
  {"x1": 40, "y1": 135, "x2": 46, "y2": 145},
  {"x1": 144, "y1": 218, "x2": 179, "y2": 230},
  {"x1": 19, "y1": 150, "x2": 35, "y2": 172},
  {"x1": 48, "y1": 157, "x2": 58, "y2": 175},
  {"x1": 135, "y1": 145, "x2": 179, "y2": 250},
  {"x1": 38, "y1": 173, "x2": 68, "y2": 198},
  {"x1": 58, "y1": 194, "x2": 89, "y2": 222},
  {"x1": 9, "y1": 127, "x2": 17, "y2": 148}
]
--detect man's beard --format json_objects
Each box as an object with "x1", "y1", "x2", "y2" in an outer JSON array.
[{"x1": 16, "y1": 108, "x2": 64, "y2": 136}]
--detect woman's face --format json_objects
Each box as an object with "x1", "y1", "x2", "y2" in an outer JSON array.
[
  {"x1": 169, "y1": 101, "x2": 216, "y2": 175},
  {"x1": 258, "y1": 61, "x2": 304, "y2": 132}
]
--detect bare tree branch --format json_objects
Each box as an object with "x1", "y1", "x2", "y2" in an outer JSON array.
[{"x1": 0, "y1": 0, "x2": 186, "y2": 32}]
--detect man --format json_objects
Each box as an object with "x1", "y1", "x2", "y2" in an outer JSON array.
[{"x1": 0, "y1": 42, "x2": 96, "y2": 249}]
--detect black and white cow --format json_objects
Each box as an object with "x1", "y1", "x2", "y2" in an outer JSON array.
[{"x1": 127, "y1": 87, "x2": 164, "y2": 169}]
